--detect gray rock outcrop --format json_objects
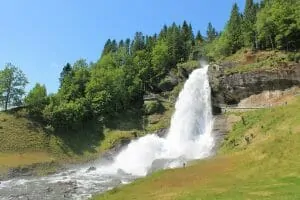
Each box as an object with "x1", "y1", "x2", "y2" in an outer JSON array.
[{"x1": 209, "y1": 63, "x2": 300, "y2": 112}]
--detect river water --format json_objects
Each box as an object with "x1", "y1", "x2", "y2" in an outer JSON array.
[{"x1": 0, "y1": 65, "x2": 215, "y2": 200}]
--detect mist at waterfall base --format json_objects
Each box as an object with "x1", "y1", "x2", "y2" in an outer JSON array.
[
  {"x1": 113, "y1": 64, "x2": 214, "y2": 175},
  {"x1": 0, "y1": 65, "x2": 215, "y2": 200}
]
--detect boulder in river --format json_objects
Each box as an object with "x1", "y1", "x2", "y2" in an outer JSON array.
[{"x1": 86, "y1": 166, "x2": 96, "y2": 173}]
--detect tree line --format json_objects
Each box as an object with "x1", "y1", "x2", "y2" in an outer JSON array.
[
  {"x1": 1, "y1": 0, "x2": 299, "y2": 133},
  {"x1": 205, "y1": 0, "x2": 300, "y2": 59}
]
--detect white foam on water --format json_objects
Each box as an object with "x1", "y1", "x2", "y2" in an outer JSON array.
[
  {"x1": 0, "y1": 64, "x2": 215, "y2": 199},
  {"x1": 111, "y1": 64, "x2": 215, "y2": 176}
]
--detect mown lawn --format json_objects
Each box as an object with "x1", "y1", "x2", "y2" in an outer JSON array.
[{"x1": 92, "y1": 96, "x2": 300, "y2": 200}]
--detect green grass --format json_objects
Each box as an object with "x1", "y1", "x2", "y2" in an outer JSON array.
[
  {"x1": 177, "y1": 60, "x2": 200, "y2": 72},
  {"x1": 0, "y1": 99, "x2": 174, "y2": 176},
  {"x1": 223, "y1": 50, "x2": 296, "y2": 75},
  {"x1": 0, "y1": 111, "x2": 104, "y2": 173},
  {"x1": 99, "y1": 130, "x2": 136, "y2": 151},
  {"x1": 92, "y1": 96, "x2": 300, "y2": 200},
  {"x1": 144, "y1": 102, "x2": 174, "y2": 133}
]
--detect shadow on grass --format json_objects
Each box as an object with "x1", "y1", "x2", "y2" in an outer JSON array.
[
  {"x1": 53, "y1": 120, "x2": 105, "y2": 155},
  {"x1": 104, "y1": 108, "x2": 145, "y2": 131}
]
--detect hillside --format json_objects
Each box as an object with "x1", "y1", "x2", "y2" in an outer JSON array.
[
  {"x1": 93, "y1": 95, "x2": 300, "y2": 200},
  {"x1": 0, "y1": 101, "x2": 174, "y2": 179}
]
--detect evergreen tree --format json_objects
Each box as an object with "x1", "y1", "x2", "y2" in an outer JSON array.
[
  {"x1": 206, "y1": 22, "x2": 218, "y2": 42},
  {"x1": 101, "y1": 39, "x2": 112, "y2": 57},
  {"x1": 59, "y1": 63, "x2": 72, "y2": 87},
  {"x1": 125, "y1": 38, "x2": 131, "y2": 54},
  {"x1": 256, "y1": 0, "x2": 300, "y2": 50},
  {"x1": 158, "y1": 25, "x2": 168, "y2": 40},
  {"x1": 110, "y1": 40, "x2": 118, "y2": 53},
  {"x1": 131, "y1": 32, "x2": 145, "y2": 54},
  {"x1": 166, "y1": 23, "x2": 185, "y2": 65},
  {"x1": 118, "y1": 40, "x2": 125, "y2": 48},
  {"x1": 227, "y1": 3, "x2": 243, "y2": 53},
  {"x1": 243, "y1": 0, "x2": 258, "y2": 48},
  {"x1": 195, "y1": 31, "x2": 204, "y2": 43}
]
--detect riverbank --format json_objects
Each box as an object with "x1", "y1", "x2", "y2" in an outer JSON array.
[
  {"x1": 0, "y1": 100, "x2": 174, "y2": 181},
  {"x1": 93, "y1": 94, "x2": 300, "y2": 200}
]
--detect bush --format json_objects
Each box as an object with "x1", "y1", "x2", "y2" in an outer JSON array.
[
  {"x1": 288, "y1": 52, "x2": 300, "y2": 63},
  {"x1": 143, "y1": 100, "x2": 164, "y2": 115}
]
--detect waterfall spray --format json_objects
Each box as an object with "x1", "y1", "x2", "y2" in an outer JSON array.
[
  {"x1": 113, "y1": 64, "x2": 214, "y2": 176},
  {"x1": 0, "y1": 64, "x2": 215, "y2": 200}
]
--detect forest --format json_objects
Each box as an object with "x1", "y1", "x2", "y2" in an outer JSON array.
[{"x1": 0, "y1": 0, "x2": 299, "y2": 134}]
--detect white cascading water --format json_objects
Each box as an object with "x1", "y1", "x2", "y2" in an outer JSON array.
[
  {"x1": 0, "y1": 64, "x2": 215, "y2": 199},
  {"x1": 112, "y1": 64, "x2": 214, "y2": 176}
]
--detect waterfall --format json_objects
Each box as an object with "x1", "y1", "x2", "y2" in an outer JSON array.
[
  {"x1": 0, "y1": 64, "x2": 215, "y2": 200},
  {"x1": 112, "y1": 64, "x2": 214, "y2": 176}
]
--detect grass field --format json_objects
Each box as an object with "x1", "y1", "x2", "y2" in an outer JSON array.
[{"x1": 92, "y1": 96, "x2": 300, "y2": 200}]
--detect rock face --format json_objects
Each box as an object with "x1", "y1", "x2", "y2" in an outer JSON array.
[{"x1": 209, "y1": 63, "x2": 300, "y2": 112}]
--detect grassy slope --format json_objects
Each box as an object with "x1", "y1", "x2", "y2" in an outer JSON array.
[
  {"x1": 93, "y1": 96, "x2": 300, "y2": 200},
  {"x1": 0, "y1": 101, "x2": 174, "y2": 175},
  {"x1": 221, "y1": 49, "x2": 298, "y2": 75}
]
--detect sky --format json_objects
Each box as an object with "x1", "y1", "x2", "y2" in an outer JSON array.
[{"x1": 0, "y1": 0, "x2": 247, "y2": 93}]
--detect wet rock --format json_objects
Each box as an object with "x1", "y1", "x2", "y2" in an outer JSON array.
[
  {"x1": 7, "y1": 167, "x2": 33, "y2": 179},
  {"x1": 86, "y1": 166, "x2": 96, "y2": 173},
  {"x1": 102, "y1": 138, "x2": 131, "y2": 160},
  {"x1": 154, "y1": 128, "x2": 169, "y2": 138},
  {"x1": 46, "y1": 187, "x2": 53, "y2": 193},
  {"x1": 117, "y1": 168, "x2": 130, "y2": 176}
]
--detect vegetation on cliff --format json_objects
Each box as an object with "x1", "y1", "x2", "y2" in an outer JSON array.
[{"x1": 206, "y1": 0, "x2": 300, "y2": 60}]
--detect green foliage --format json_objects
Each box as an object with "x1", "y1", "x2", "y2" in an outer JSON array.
[
  {"x1": 224, "y1": 50, "x2": 290, "y2": 74},
  {"x1": 205, "y1": 0, "x2": 300, "y2": 60},
  {"x1": 287, "y1": 52, "x2": 300, "y2": 63},
  {"x1": 227, "y1": 3, "x2": 244, "y2": 54},
  {"x1": 43, "y1": 98, "x2": 88, "y2": 130},
  {"x1": 93, "y1": 97, "x2": 300, "y2": 200},
  {"x1": 242, "y1": 0, "x2": 258, "y2": 48},
  {"x1": 25, "y1": 83, "x2": 48, "y2": 119},
  {"x1": 59, "y1": 63, "x2": 72, "y2": 87},
  {"x1": 256, "y1": 0, "x2": 300, "y2": 50},
  {"x1": 151, "y1": 40, "x2": 170, "y2": 79},
  {"x1": 206, "y1": 22, "x2": 218, "y2": 42},
  {"x1": 0, "y1": 63, "x2": 28, "y2": 111},
  {"x1": 143, "y1": 100, "x2": 164, "y2": 115}
]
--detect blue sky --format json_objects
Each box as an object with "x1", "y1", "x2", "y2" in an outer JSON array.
[{"x1": 0, "y1": 0, "x2": 247, "y2": 93}]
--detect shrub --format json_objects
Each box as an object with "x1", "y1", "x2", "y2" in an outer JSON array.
[{"x1": 143, "y1": 100, "x2": 164, "y2": 115}]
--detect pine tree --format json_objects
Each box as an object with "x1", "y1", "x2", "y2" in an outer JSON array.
[
  {"x1": 125, "y1": 38, "x2": 131, "y2": 54},
  {"x1": 158, "y1": 25, "x2": 168, "y2": 39},
  {"x1": 131, "y1": 32, "x2": 145, "y2": 54},
  {"x1": 243, "y1": 0, "x2": 258, "y2": 48},
  {"x1": 118, "y1": 40, "x2": 125, "y2": 48},
  {"x1": 59, "y1": 63, "x2": 72, "y2": 87},
  {"x1": 196, "y1": 31, "x2": 204, "y2": 43},
  {"x1": 227, "y1": 3, "x2": 243, "y2": 53},
  {"x1": 101, "y1": 39, "x2": 112, "y2": 57},
  {"x1": 206, "y1": 22, "x2": 218, "y2": 42},
  {"x1": 188, "y1": 23, "x2": 195, "y2": 45},
  {"x1": 181, "y1": 21, "x2": 194, "y2": 60},
  {"x1": 166, "y1": 23, "x2": 185, "y2": 65},
  {"x1": 110, "y1": 40, "x2": 118, "y2": 53}
]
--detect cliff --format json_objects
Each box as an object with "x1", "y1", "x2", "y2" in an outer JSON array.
[{"x1": 209, "y1": 62, "x2": 300, "y2": 112}]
